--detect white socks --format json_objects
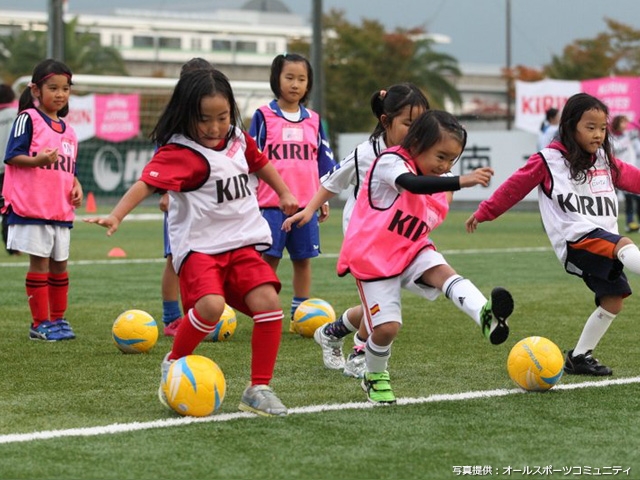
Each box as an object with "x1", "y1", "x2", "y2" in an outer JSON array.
[
  {"x1": 365, "y1": 338, "x2": 391, "y2": 373},
  {"x1": 442, "y1": 274, "x2": 487, "y2": 327},
  {"x1": 573, "y1": 306, "x2": 616, "y2": 356},
  {"x1": 617, "y1": 244, "x2": 640, "y2": 275}
]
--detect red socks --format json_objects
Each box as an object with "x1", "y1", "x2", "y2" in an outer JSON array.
[{"x1": 26, "y1": 272, "x2": 48, "y2": 327}]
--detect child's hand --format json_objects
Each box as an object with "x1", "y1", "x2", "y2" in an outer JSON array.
[
  {"x1": 279, "y1": 192, "x2": 299, "y2": 217},
  {"x1": 71, "y1": 182, "x2": 83, "y2": 208},
  {"x1": 283, "y1": 208, "x2": 312, "y2": 232},
  {"x1": 159, "y1": 193, "x2": 169, "y2": 212},
  {"x1": 318, "y1": 202, "x2": 330, "y2": 223},
  {"x1": 84, "y1": 214, "x2": 121, "y2": 236},
  {"x1": 35, "y1": 148, "x2": 59, "y2": 167},
  {"x1": 459, "y1": 167, "x2": 493, "y2": 188},
  {"x1": 465, "y1": 214, "x2": 479, "y2": 233}
]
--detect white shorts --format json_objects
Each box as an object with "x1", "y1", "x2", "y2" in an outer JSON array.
[
  {"x1": 357, "y1": 249, "x2": 448, "y2": 334},
  {"x1": 7, "y1": 224, "x2": 71, "y2": 261}
]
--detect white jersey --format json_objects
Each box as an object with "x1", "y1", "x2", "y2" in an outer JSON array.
[
  {"x1": 610, "y1": 130, "x2": 637, "y2": 166},
  {"x1": 538, "y1": 147, "x2": 619, "y2": 269},
  {"x1": 166, "y1": 134, "x2": 271, "y2": 271},
  {"x1": 321, "y1": 136, "x2": 386, "y2": 232},
  {"x1": 0, "y1": 106, "x2": 18, "y2": 175}
]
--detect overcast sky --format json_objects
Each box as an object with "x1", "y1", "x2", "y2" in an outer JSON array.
[{"x1": 6, "y1": 0, "x2": 640, "y2": 67}]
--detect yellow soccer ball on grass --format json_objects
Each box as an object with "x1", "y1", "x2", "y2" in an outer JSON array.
[
  {"x1": 507, "y1": 336, "x2": 564, "y2": 391},
  {"x1": 292, "y1": 298, "x2": 336, "y2": 338},
  {"x1": 112, "y1": 309, "x2": 158, "y2": 354}
]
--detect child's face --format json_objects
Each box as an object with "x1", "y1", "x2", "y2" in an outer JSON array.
[
  {"x1": 195, "y1": 93, "x2": 231, "y2": 148},
  {"x1": 278, "y1": 61, "x2": 309, "y2": 106},
  {"x1": 384, "y1": 105, "x2": 426, "y2": 147},
  {"x1": 33, "y1": 74, "x2": 70, "y2": 118},
  {"x1": 575, "y1": 108, "x2": 607, "y2": 155},
  {"x1": 413, "y1": 133, "x2": 463, "y2": 176}
]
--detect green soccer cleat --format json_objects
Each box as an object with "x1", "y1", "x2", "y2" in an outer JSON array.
[
  {"x1": 480, "y1": 287, "x2": 513, "y2": 345},
  {"x1": 361, "y1": 371, "x2": 396, "y2": 405}
]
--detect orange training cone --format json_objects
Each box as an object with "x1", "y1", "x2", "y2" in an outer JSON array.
[
  {"x1": 85, "y1": 192, "x2": 97, "y2": 213},
  {"x1": 108, "y1": 247, "x2": 127, "y2": 258}
]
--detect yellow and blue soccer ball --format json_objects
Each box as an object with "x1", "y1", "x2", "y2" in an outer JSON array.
[
  {"x1": 204, "y1": 304, "x2": 237, "y2": 342},
  {"x1": 161, "y1": 355, "x2": 226, "y2": 417},
  {"x1": 507, "y1": 336, "x2": 564, "y2": 391},
  {"x1": 112, "y1": 309, "x2": 158, "y2": 354},
  {"x1": 293, "y1": 298, "x2": 336, "y2": 338}
]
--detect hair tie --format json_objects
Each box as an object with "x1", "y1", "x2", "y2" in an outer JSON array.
[
  {"x1": 380, "y1": 90, "x2": 387, "y2": 98},
  {"x1": 27, "y1": 82, "x2": 34, "y2": 88}
]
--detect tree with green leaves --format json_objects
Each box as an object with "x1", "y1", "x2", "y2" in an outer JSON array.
[
  {"x1": 544, "y1": 18, "x2": 640, "y2": 80},
  {"x1": 0, "y1": 17, "x2": 127, "y2": 84}
]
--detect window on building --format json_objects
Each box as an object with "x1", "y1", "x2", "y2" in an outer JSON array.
[
  {"x1": 212, "y1": 39, "x2": 232, "y2": 52},
  {"x1": 159, "y1": 37, "x2": 181, "y2": 49},
  {"x1": 265, "y1": 41, "x2": 277, "y2": 55},
  {"x1": 111, "y1": 34, "x2": 123, "y2": 47},
  {"x1": 133, "y1": 35, "x2": 154, "y2": 48},
  {"x1": 190, "y1": 38, "x2": 202, "y2": 51},
  {"x1": 236, "y1": 41, "x2": 257, "y2": 53}
]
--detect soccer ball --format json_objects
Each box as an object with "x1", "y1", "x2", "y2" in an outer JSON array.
[
  {"x1": 112, "y1": 309, "x2": 158, "y2": 354},
  {"x1": 204, "y1": 304, "x2": 237, "y2": 342},
  {"x1": 293, "y1": 298, "x2": 336, "y2": 338},
  {"x1": 507, "y1": 336, "x2": 564, "y2": 391},
  {"x1": 162, "y1": 355, "x2": 226, "y2": 417}
]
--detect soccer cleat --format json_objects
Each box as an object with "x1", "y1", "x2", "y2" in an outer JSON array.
[
  {"x1": 158, "y1": 352, "x2": 174, "y2": 409},
  {"x1": 29, "y1": 320, "x2": 67, "y2": 342},
  {"x1": 53, "y1": 318, "x2": 76, "y2": 340},
  {"x1": 238, "y1": 384, "x2": 288, "y2": 417},
  {"x1": 163, "y1": 317, "x2": 182, "y2": 337},
  {"x1": 314, "y1": 325, "x2": 345, "y2": 370},
  {"x1": 361, "y1": 371, "x2": 396, "y2": 405},
  {"x1": 343, "y1": 345, "x2": 366, "y2": 378},
  {"x1": 563, "y1": 349, "x2": 612, "y2": 376},
  {"x1": 480, "y1": 287, "x2": 513, "y2": 345}
]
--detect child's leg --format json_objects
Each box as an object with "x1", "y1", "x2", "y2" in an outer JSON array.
[
  {"x1": 565, "y1": 301, "x2": 617, "y2": 376},
  {"x1": 161, "y1": 256, "x2": 183, "y2": 335},
  {"x1": 421, "y1": 264, "x2": 512, "y2": 345},
  {"x1": 239, "y1": 283, "x2": 287, "y2": 417},
  {"x1": 290, "y1": 258, "x2": 311, "y2": 331},
  {"x1": 617, "y1": 242, "x2": 640, "y2": 274},
  {"x1": 169, "y1": 295, "x2": 222, "y2": 359}
]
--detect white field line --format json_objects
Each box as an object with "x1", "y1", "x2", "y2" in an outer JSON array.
[
  {"x1": 1, "y1": 376, "x2": 639, "y2": 445},
  {"x1": 0, "y1": 246, "x2": 552, "y2": 269}
]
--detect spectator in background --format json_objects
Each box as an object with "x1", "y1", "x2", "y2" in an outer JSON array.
[
  {"x1": 537, "y1": 107, "x2": 560, "y2": 151},
  {"x1": 610, "y1": 115, "x2": 640, "y2": 232},
  {"x1": 0, "y1": 83, "x2": 18, "y2": 255}
]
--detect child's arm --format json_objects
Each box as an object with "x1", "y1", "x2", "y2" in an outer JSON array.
[
  {"x1": 71, "y1": 177, "x2": 83, "y2": 208},
  {"x1": 7, "y1": 149, "x2": 58, "y2": 168},
  {"x1": 84, "y1": 181, "x2": 156, "y2": 236},
  {"x1": 282, "y1": 186, "x2": 335, "y2": 231},
  {"x1": 396, "y1": 167, "x2": 493, "y2": 194},
  {"x1": 255, "y1": 162, "x2": 298, "y2": 216}
]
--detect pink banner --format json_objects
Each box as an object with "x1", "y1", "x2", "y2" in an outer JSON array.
[
  {"x1": 94, "y1": 94, "x2": 140, "y2": 142},
  {"x1": 580, "y1": 77, "x2": 640, "y2": 126}
]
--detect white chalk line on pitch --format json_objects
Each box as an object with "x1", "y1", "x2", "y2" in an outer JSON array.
[
  {"x1": 0, "y1": 246, "x2": 552, "y2": 269},
  {"x1": 1, "y1": 375, "x2": 639, "y2": 445}
]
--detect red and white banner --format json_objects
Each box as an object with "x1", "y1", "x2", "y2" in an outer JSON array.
[
  {"x1": 68, "y1": 93, "x2": 140, "y2": 142},
  {"x1": 516, "y1": 77, "x2": 640, "y2": 133}
]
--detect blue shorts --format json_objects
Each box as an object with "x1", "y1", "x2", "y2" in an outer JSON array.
[
  {"x1": 261, "y1": 208, "x2": 320, "y2": 260},
  {"x1": 163, "y1": 213, "x2": 171, "y2": 258},
  {"x1": 565, "y1": 228, "x2": 631, "y2": 304}
]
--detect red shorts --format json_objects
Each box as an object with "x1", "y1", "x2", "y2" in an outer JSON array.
[{"x1": 179, "y1": 246, "x2": 281, "y2": 316}]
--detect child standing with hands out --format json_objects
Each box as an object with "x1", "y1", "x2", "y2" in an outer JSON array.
[
  {"x1": 467, "y1": 93, "x2": 640, "y2": 376},
  {"x1": 3, "y1": 59, "x2": 82, "y2": 341},
  {"x1": 338, "y1": 110, "x2": 513, "y2": 404},
  {"x1": 87, "y1": 68, "x2": 298, "y2": 416},
  {"x1": 284, "y1": 83, "x2": 430, "y2": 377},
  {"x1": 250, "y1": 53, "x2": 335, "y2": 332}
]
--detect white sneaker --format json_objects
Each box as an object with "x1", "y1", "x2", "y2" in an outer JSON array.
[
  {"x1": 313, "y1": 325, "x2": 345, "y2": 370},
  {"x1": 238, "y1": 384, "x2": 288, "y2": 417},
  {"x1": 158, "y1": 352, "x2": 174, "y2": 409},
  {"x1": 343, "y1": 345, "x2": 366, "y2": 378}
]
